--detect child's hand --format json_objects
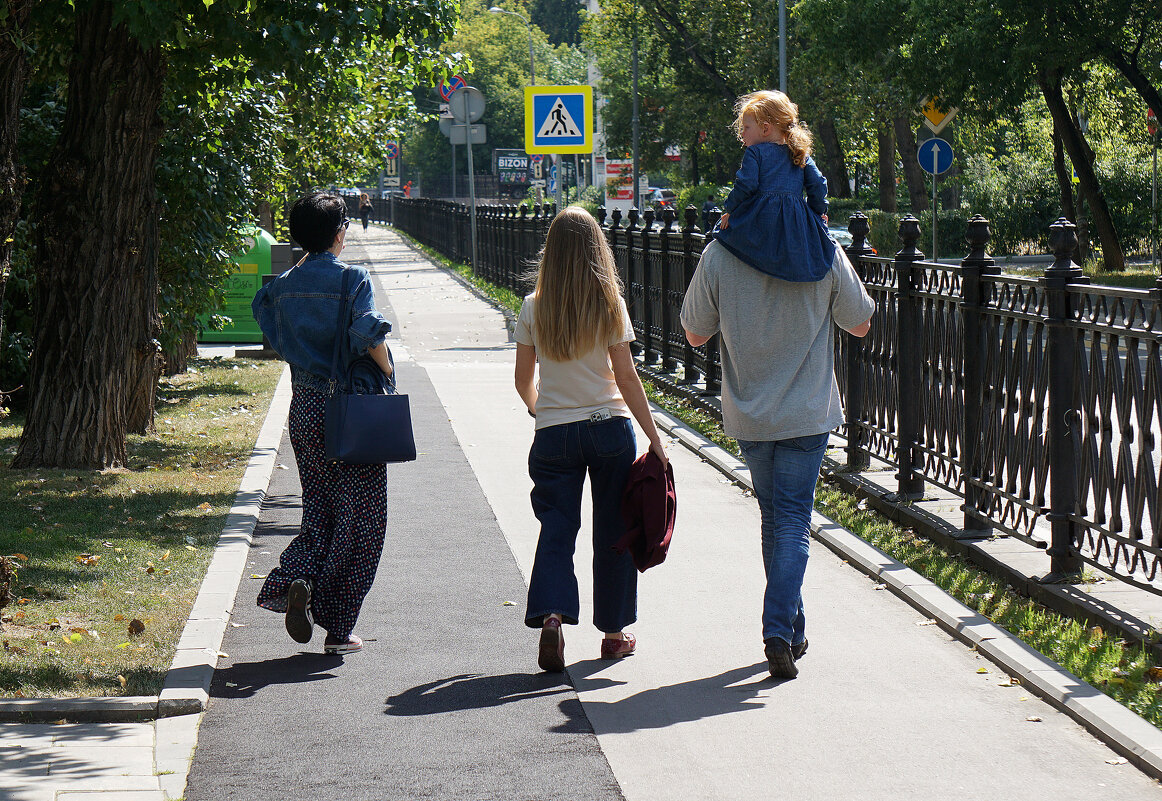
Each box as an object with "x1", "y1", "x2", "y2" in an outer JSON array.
[
  {"x1": 718, "y1": 212, "x2": 730, "y2": 229},
  {"x1": 821, "y1": 213, "x2": 829, "y2": 224}
]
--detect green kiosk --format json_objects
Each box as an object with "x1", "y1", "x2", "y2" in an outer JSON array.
[{"x1": 199, "y1": 227, "x2": 291, "y2": 343}]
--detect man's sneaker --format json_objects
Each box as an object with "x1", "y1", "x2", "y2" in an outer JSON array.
[
  {"x1": 323, "y1": 633, "x2": 362, "y2": 654},
  {"x1": 792, "y1": 638, "x2": 809, "y2": 660},
  {"x1": 284, "y1": 579, "x2": 314, "y2": 644},
  {"x1": 765, "y1": 638, "x2": 798, "y2": 679},
  {"x1": 600, "y1": 633, "x2": 637, "y2": 660},
  {"x1": 538, "y1": 617, "x2": 565, "y2": 672}
]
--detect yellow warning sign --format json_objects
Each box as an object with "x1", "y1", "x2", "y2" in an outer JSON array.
[{"x1": 920, "y1": 97, "x2": 958, "y2": 134}]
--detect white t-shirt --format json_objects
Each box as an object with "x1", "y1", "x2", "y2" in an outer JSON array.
[{"x1": 514, "y1": 294, "x2": 635, "y2": 429}]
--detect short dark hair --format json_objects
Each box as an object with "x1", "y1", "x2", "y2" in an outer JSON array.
[{"x1": 289, "y1": 192, "x2": 348, "y2": 253}]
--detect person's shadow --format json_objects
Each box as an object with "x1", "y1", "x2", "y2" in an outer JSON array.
[
  {"x1": 552, "y1": 660, "x2": 776, "y2": 734},
  {"x1": 209, "y1": 653, "x2": 345, "y2": 698},
  {"x1": 383, "y1": 670, "x2": 620, "y2": 717}
]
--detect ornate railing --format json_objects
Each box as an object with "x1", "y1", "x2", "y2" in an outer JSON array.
[{"x1": 388, "y1": 197, "x2": 1162, "y2": 595}]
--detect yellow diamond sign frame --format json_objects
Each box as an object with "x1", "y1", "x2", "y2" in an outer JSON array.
[{"x1": 920, "y1": 97, "x2": 958, "y2": 135}]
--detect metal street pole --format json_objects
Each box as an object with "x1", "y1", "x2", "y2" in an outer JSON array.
[
  {"x1": 779, "y1": 0, "x2": 786, "y2": 93},
  {"x1": 932, "y1": 148, "x2": 938, "y2": 261},
  {"x1": 460, "y1": 91, "x2": 479, "y2": 271},
  {"x1": 632, "y1": 0, "x2": 640, "y2": 210}
]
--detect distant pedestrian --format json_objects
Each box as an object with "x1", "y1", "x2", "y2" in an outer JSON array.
[
  {"x1": 713, "y1": 90, "x2": 835, "y2": 282},
  {"x1": 514, "y1": 206, "x2": 668, "y2": 672},
  {"x1": 251, "y1": 191, "x2": 395, "y2": 655},
  {"x1": 682, "y1": 158, "x2": 874, "y2": 677},
  {"x1": 701, "y1": 193, "x2": 720, "y2": 233},
  {"x1": 359, "y1": 192, "x2": 373, "y2": 230}
]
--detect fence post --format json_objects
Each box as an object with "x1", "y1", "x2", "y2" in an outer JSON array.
[
  {"x1": 959, "y1": 215, "x2": 999, "y2": 535},
  {"x1": 660, "y1": 207, "x2": 677, "y2": 372},
  {"x1": 680, "y1": 205, "x2": 699, "y2": 384},
  {"x1": 640, "y1": 207, "x2": 658, "y2": 364},
  {"x1": 843, "y1": 212, "x2": 874, "y2": 470},
  {"x1": 894, "y1": 214, "x2": 926, "y2": 500},
  {"x1": 626, "y1": 207, "x2": 642, "y2": 357},
  {"x1": 1042, "y1": 217, "x2": 1088, "y2": 579}
]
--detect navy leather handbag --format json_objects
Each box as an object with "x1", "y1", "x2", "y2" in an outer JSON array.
[{"x1": 323, "y1": 269, "x2": 416, "y2": 464}]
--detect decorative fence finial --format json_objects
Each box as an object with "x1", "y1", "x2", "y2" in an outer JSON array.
[{"x1": 1046, "y1": 217, "x2": 1084, "y2": 281}]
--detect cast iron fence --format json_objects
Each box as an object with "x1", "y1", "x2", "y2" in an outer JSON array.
[{"x1": 387, "y1": 197, "x2": 1162, "y2": 596}]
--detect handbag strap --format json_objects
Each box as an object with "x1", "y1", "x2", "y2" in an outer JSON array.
[{"x1": 328, "y1": 267, "x2": 353, "y2": 390}]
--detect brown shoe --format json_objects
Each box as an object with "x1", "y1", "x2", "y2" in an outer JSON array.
[
  {"x1": 600, "y1": 633, "x2": 636, "y2": 660},
  {"x1": 538, "y1": 618, "x2": 565, "y2": 672}
]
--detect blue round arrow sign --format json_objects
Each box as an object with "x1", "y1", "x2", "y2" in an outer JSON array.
[{"x1": 918, "y1": 137, "x2": 954, "y2": 175}]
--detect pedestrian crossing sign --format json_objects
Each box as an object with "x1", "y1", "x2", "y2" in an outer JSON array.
[{"x1": 525, "y1": 85, "x2": 593, "y2": 154}]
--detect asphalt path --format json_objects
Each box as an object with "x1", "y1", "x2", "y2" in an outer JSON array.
[{"x1": 184, "y1": 356, "x2": 623, "y2": 800}]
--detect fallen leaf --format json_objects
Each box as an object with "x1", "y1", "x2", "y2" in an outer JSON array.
[
  {"x1": 1105, "y1": 757, "x2": 1128, "y2": 765},
  {"x1": 185, "y1": 545, "x2": 196, "y2": 551},
  {"x1": 1146, "y1": 667, "x2": 1162, "y2": 682},
  {"x1": 160, "y1": 550, "x2": 171, "y2": 561},
  {"x1": 217, "y1": 651, "x2": 229, "y2": 658},
  {"x1": 976, "y1": 667, "x2": 989, "y2": 674},
  {"x1": 197, "y1": 502, "x2": 212, "y2": 512},
  {"x1": 229, "y1": 622, "x2": 248, "y2": 628},
  {"x1": 502, "y1": 601, "x2": 516, "y2": 606},
  {"x1": 1026, "y1": 716, "x2": 1042, "y2": 722},
  {"x1": 10, "y1": 553, "x2": 27, "y2": 561},
  {"x1": 128, "y1": 619, "x2": 145, "y2": 636},
  {"x1": 117, "y1": 674, "x2": 127, "y2": 688},
  {"x1": 113, "y1": 614, "x2": 125, "y2": 621},
  {"x1": 915, "y1": 620, "x2": 936, "y2": 626},
  {"x1": 75, "y1": 553, "x2": 101, "y2": 566},
  {"x1": 250, "y1": 574, "x2": 267, "y2": 579}
]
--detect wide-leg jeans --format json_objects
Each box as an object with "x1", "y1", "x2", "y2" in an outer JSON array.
[
  {"x1": 738, "y1": 432, "x2": 829, "y2": 647},
  {"x1": 525, "y1": 415, "x2": 638, "y2": 633}
]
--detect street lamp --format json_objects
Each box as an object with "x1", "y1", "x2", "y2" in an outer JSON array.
[{"x1": 488, "y1": 7, "x2": 535, "y2": 86}]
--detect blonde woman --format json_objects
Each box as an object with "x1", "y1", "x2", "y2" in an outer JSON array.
[
  {"x1": 714, "y1": 89, "x2": 836, "y2": 282},
  {"x1": 514, "y1": 207, "x2": 667, "y2": 672}
]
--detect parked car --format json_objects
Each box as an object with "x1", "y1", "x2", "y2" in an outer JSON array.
[
  {"x1": 828, "y1": 225, "x2": 853, "y2": 247},
  {"x1": 643, "y1": 187, "x2": 677, "y2": 209}
]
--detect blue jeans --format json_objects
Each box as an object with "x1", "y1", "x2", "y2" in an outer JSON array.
[
  {"x1": 525, "y1": 416, "x2": 637, "y2": 633},
  {"x1": 738, "y1": 432, "x2": 829, "y2": 646}
]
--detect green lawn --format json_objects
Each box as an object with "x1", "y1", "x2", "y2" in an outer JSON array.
[{"x1": 0, "y1": 357, "x2": 283, "y2": 698}]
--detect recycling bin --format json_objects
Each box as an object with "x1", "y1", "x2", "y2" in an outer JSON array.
[{"x1": 198, "y1": 227, "x2": 287, "y2": 343}]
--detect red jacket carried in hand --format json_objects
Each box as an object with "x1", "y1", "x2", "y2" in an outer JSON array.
[{"x1": 616, "y1": 451, "x2": 676, "y2": 572}]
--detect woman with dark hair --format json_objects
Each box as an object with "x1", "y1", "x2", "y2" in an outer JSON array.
[{"x1": 250, "y1": 191, "x2": 394, "y2": 655}]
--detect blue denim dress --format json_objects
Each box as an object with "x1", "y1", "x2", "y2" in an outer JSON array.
[{"x1": 713, "y1": 143, "x2": 836, "y2": 282}]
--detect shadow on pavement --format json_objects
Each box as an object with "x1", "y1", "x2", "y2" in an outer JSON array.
[
  {"x1": 209, "y1": 653, "x2": 345, "y2": 698},
  {"x1": 383, "y1": 671, "x2": 605, "y2": 716},
  {"x1": 556, "y1": 661, "x2": 775, "y2": 733}
]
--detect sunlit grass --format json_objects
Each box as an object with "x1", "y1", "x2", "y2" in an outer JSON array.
[{"x1": 0, "y1": 357, "x2": 283, "y2": 697}]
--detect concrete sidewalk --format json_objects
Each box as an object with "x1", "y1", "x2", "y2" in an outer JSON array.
[{"x1": 3, "y1": 222, "x2": 1162, "y2": 800}]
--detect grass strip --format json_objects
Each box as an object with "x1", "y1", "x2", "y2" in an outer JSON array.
[
  {"x1": 0, "y1": 356, "x2": 284, "y2": 698},
  {"x1": 394, "y1": 227, "x2": 1162, "y2": 730}
]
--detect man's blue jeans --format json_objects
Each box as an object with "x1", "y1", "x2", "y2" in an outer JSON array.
[
  {"x1": 738, "y1": 432, "x2": 829, "y2": 646},
  {"x1": 525, "y1": 416, "x2": 637, "y2": 634}
]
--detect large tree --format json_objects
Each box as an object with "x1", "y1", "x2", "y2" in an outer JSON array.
[
  {"x1": 0, "y1": 2, "x2": 32, "y2": 377},
  {"x1": 13, "y1": 0, "x2": 458, "y2": 468}
]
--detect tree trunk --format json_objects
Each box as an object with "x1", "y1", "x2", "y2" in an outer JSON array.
[
  {"x1": 1050, "y1": 124, "x2": 1081, "y2": 260},
  {"x1": 162, "y1": 329, "x2": 198, "y2": 377},
  {"x1": 690, "y1": 135, "x2": 700, "y2": 187},
  {"x1": 816, "y1": 117, "x2": 850, "y2": 199},
  {"x1": 877, "y1": 121, "x2": 897, "y2": 212},
  {"x1": 0, "y1": 1, "x2": 32, "y2": 378},
  {"x1": 1038, "y1": 67, "x2": 1124, "y2": 271},
  {"x1": 894, "y1": 116, "x2": 929, "y2": 212},
  {"x1": 13, "y1": 2, "x2": 165, "y2": 468}
]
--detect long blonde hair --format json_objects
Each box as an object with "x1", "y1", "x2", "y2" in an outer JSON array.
[
  {"x1": 533, "y1": 206, "x2": 625, "y2": 362},
  {"x1": 734, "y1": 90, "x2": 813, "y2": 168}
]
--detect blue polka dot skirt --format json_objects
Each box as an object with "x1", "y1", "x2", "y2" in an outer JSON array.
[{"x1": 257, "y1": 385, "x2": 388, "y2": 640}]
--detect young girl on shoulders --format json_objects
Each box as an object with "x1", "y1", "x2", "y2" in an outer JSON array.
[
  {"x1": 714, "y1": 89, "x2": 837, "y2": 282},
  {"x1": 514, "y1": 206, "x2": 667, "y2": 673}
]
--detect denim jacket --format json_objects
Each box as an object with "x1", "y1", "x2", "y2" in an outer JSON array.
[{"x1": 251, "y1": 252, "x2": 391, "y2": 394}]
